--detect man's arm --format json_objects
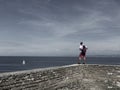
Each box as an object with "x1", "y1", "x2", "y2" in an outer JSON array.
[
  {"x1": 79, "y1": 45, "x2": 83, "y2": 51},
  {"x1": 85, "y1": 46, "x2": 88, "y2": 50}
]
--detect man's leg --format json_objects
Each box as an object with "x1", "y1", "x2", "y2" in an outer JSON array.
[
  {"x1": 78, "y1": 55, "x2": 82, "y2": 64},
  {"x1": 83, "y1": 56, "x2": 86, "y2": 64},
  {"x1": 78, "y1": 57, "x2": 81, "y2": 64}
]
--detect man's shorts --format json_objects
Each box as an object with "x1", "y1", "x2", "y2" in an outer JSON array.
[{"x1": 79, "y1": 52, "x2": 86, "y2": 58}]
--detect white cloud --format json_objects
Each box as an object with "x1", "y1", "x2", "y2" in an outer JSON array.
[{"x1": 0, "y1": 0, "x2": 120, "y2": 56}]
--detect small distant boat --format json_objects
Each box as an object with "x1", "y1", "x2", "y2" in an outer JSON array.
[{"x1": 22, "y1": 60, "x2": 25, "y2": 65}]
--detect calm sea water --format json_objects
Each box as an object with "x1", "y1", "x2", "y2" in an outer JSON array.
[{"x1": 0, "y1": 56, "x2": 120, "y2": 73}]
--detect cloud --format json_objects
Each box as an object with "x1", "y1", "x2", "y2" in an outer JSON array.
[{"x1": 0, "y1": 0, "x2": 120, "y2": 56}]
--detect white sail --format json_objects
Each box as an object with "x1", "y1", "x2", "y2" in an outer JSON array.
[{"x1": 22, "y1": 60, "x2": 25, "y2": 65}]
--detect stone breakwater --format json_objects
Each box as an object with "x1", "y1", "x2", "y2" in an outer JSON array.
[{"x1": 0, "y1": 64, "x2": 120, "y2": 90}]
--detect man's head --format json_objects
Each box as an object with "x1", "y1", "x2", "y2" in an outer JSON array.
[{"x1": 80, "y1": 42, "x2": 83, "y2": 45}]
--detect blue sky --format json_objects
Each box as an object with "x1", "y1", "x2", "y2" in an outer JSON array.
[{"x1": 0, "y1": 0, "x2": 120, "y2": 56}]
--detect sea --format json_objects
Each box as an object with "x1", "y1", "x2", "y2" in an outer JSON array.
[{"x1": 0, "y1": 56, "x2": 120, "y2": 73}]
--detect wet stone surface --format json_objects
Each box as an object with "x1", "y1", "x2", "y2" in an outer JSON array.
[{"x1": 0, "y1": 64, "x2": 120, "y2": 90}]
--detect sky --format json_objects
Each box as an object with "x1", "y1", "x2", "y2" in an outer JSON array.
[{"x1": 0, "y1": 0, "x2": 120, "y2": 56}]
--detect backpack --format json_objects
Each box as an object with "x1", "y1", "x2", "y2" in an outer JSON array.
[{"x1": 82, "y1": 46, "x2": 86, "y2": 53}]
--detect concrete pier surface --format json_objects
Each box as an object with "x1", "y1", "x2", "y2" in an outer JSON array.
[{"x1": 0, "y1": 64, "x2": 120, "y2": 90}]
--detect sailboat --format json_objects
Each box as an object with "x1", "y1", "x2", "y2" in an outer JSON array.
[{"x1": 22, "y1": 60, "x2": 25, "y2": 65}]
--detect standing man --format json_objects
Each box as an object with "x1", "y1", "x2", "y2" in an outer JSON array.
[{"x1": 78, "y1": 42, "x2": 88, "y2": 64}]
